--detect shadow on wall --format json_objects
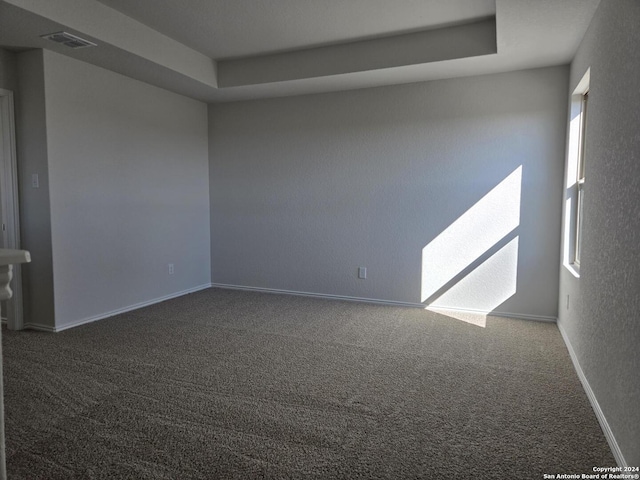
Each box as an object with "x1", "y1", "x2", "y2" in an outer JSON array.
[{"x1": 421, "y1": 166, "x2": 522, "y2": 327}]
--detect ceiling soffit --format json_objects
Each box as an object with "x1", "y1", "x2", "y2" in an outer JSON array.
[{"x1": 0, "y1": 0, "x2": 600, "y2": 102}]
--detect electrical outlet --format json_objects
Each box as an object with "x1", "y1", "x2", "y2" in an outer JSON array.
[
  {"x1": 31, "y1": 174, "x2": 39, "y2": 188},
  {"x1": 358, "y1": 267, "x2": 367, "y2": 279},
  {"x1": 168, "y1": 263, "x2": 174, "y2": 275}
]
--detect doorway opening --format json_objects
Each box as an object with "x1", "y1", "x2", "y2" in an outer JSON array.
[{"x1": 0, "y1": 88, "x2": 25, "y2": 330}]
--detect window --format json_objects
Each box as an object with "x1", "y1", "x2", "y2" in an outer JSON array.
[
  {"x1": 562, "y1": 68, "x2": 589, "y2": 277},
  {"x1": 574, "y1": 91, "x2": 588, "y2": 266}
]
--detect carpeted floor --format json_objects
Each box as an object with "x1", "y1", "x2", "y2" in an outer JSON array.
[{"x1": 3, "y1": 288, "x2": 615, "y2": 479}]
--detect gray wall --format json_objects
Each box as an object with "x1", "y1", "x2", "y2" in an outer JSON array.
[
  {"x1": 209, "y1": 66, "x2": 568, "y2": 319},
  {"x1": 558, "y1": 0, "x2": 640, "y2": 466},
  {"x1": 0, "y1": 48, "x2": 18, "y2": 91},
  {"x1": 41, "y1": 51, "x2": 210, "y2": 328},
  {"x1": 15, "y1": 49, "x2": 56, "y2": 329}
]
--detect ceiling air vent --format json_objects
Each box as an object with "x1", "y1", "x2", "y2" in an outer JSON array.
[{"x1": 41, "y1": 32, "x2": 97, "y2": 49}]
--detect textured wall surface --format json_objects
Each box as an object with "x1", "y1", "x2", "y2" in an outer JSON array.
[
  {"x1": 42, "y1": 51, "x2": 211, "y2": 328},
  {"x1": 558, "y1": 0, "x2": 640, "y2": 466},
  {"x1": 209, "y1": 66, "x2": 568, "y2": 319}
]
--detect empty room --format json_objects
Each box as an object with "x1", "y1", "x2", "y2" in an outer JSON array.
[{"x1": 0, "y1": 0, "x2": 638, "y2": 478}]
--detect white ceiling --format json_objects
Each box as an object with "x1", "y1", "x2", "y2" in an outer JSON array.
[{"x1": 0, "y1": 0, "x2": 601, "y2": 103}]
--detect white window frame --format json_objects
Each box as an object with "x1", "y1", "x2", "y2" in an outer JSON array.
[
  {"x1": 574, "y1": 90, "x2": 588, "y2": 267},
  {"x1": 562, "y1": 68, "x2": 590, "y2": 278}
]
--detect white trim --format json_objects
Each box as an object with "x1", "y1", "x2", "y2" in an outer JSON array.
[
  {"x1": 23, "y1": 323, "x2": 55, "y2": 332},
  {"x1": 0, "y1": 88, "x2": 24, "y2": 330},
  {"x1": 575, "y1": 67, "x2": 591, "y2": 94},
  {"x1": 428, "y1": 305, "x2": 557, "y2": 323},
  {"x1": 1, "y1": 318, "x2": 55, "y2": 332},
  {"x1": 557, "y1": 321, "x2": 627, "y2": 467},
  {"x1": 52, "y1": 283, "x2": 212, "y2": 332},
  {"x1": 0, "y1": 319, "x2": 56, "y2": 333},
  {"x1": 564, "y1": 262, "x2": 580, "y2": 279},
  {"x1": 25, "y1": 282, "x2": 559, "y2": 332},
  {"x1": 211, "y1": 283, "x2": 426, "y2": 309},
  {"x1": 210, "y1": 284, "x2": 557, "y2": 323},
  {"x1": 562, "y1": 68, "x2": 591, "y2": 278}
]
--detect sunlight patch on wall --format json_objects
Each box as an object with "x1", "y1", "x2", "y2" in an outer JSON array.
[
  {"x1": 430, "y1": 236, "x2": 519, "y2": 312},
  {"x1": 421, "y1": 166, "x2": 522, "y2": 304}
]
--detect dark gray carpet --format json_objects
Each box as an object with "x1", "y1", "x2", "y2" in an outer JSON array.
[{"x1": 3, "y1": 288, "x2": 615, "y2": 479}]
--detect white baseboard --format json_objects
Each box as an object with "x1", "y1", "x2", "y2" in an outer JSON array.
[
  {"x1": 1, "y1": 318, "x2": 55, "y2": 332},
  {"x1": 12, "y1": 283, "x2": 557, "y2": 332},
  {"x1": 210, "y1": 283, "x2": 426, "y2": 309},
  {"x1": 53, "y1": 283, "x2": 212, "y2": 333},
  {"x1": 429, "y1": 305, "x2": 557, "y2": 323},
  {"x1": 211, "y1": 283, "x2": 558, "y2": 322},
  {"x1": 557, "y1": 321, "x2": 627, "y2": 467},
  {"x1": 24, "y1": 323, "x2": 56, "y2": 332}
]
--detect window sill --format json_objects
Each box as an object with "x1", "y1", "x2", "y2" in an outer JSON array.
[{"x1": 564, "y1": 262, "x2": 581, "y2": 278}]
